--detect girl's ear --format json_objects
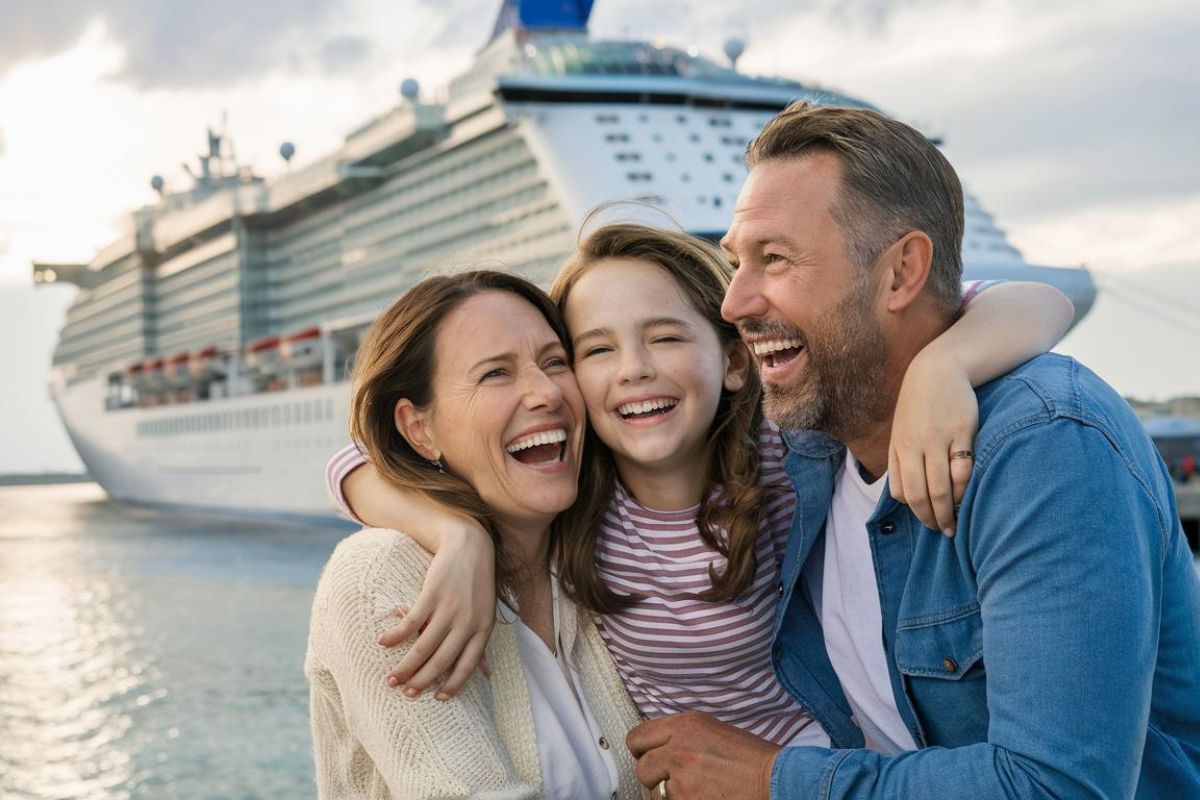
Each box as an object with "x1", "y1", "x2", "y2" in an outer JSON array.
[
  {"x1": 723, "y1": 341, "x2": 751, "y2": 393},
  {"x1": 394, "y1": 399, "x2": 440, "y2": 461}
]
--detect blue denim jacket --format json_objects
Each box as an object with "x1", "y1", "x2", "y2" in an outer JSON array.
[{"x1": 770, "y1": 354, "x2": 1200, "y2": 799}]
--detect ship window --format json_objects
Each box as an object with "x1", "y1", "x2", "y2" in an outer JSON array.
[
  {"x1": 626, "y1": 171, "x2": 653, "y2": 182},
  {"x1": 605, "y1": 133, "x2": 630, "y2": 143},
  {"x1": 681, "y1": 173, "x2": 691, "y2": 183},
  {"x1": 676, "y1": 114, "x2": 687, "y2": 124},
  {"x1": 666, "y1": 153, "x2": 676, "y2": 162},
  {"x1": 721, "y1": 135, "x2": 743, "y2": 146},
  {"x1": 703, "y1": 153, "x2": 714, "y2": 163},
  {"x1": 652, "y1": 133, "x2": 663, "y2": 143},
  {"x1": 615, "y1": 152, "x2": 641, "y2": 162},
  {"x1": 708, "y1": 117, "x2": 732, "y2": 128},
  {"x1": 713, "y1": 196, "x2": 723, "y2": 208},
  {"x1": 595, "y1": 113, "x2": 620, "y2": 124},
  {"x1": 723, "y1": 172, "x2": 736, "y2": 182},
  {"x1": 638, "y1": 114, "x2": 649, "y2": 123},
  {"x1": 689, "y1": 133, "x2": 701, "y2": 143}
]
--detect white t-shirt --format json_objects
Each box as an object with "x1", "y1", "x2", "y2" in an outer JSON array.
[
  {"x1": 804, "y1": 453, "x2": 918, "y2": 753},
  {"x1": 504, "y1": 576, "x2": 620, "y2": 800}
]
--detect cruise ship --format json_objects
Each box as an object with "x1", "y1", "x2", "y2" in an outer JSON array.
[{"x1": 32, "y1": 0, "x2": 1097, "y2": 519}]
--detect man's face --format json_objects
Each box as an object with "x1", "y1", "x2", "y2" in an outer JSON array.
[{"x1": 720, "y1": 153, "x2": 888, "y2": 439}]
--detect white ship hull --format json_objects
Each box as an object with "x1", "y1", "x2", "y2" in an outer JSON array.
[{"x1": 53, "y1": 375, "x2": 351, "y2": 519}]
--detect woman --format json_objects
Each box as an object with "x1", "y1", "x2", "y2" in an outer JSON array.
[{"x1": 305, "y1": 271, "x2": 643, "y2": 799}]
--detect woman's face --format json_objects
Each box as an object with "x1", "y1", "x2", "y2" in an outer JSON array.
[{"x1": 419, "y1": 291, "x2": 585, "y2": 533}]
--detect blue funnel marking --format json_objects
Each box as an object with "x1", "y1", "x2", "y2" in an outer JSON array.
[{"x1": 490, "y1": 0, "x2": 593, "y2": 41}]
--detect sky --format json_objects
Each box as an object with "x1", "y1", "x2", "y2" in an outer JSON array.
[{"x1": 0, "y1": 0, "x2": 1197, "y2": 474}]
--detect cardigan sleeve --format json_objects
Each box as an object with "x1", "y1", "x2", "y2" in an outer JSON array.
[{"x1": 305, "y1": 528, "x2": 537, "y2": 800}]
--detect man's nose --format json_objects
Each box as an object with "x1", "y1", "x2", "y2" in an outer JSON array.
[{"x1": 722, "y1": 266, "x2": 768, "y2": 323}]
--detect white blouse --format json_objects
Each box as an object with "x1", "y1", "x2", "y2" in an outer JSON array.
[{"x1": 502, "y1": 575, "x2": 621, "y2": 800}]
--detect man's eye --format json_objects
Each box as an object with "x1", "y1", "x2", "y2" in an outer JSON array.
[{"x1": 763, "y1": 252, "x2": 785, "y2": 264}]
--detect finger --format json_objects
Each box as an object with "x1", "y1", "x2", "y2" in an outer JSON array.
[
  {"x1": 377, "y1": 607, "x2": 422, "y2": 647},
  {"x1": 387, "y1": 613, "x2": 451, "y2": 689},
  {"x1": 949, "y1": 443, "x2": 975, "y2": 509},
  {"x1": 898, "y1": 449, "x2": 934, "y2": 530},
  {"x1": 403, "y1": 624, "x2": 472, "y2": 692},
  {"x1": 632, "y1": 747, "x2": 668, "y2": 790},
  {"x1": 478, "y1": 654, "x2": 491, "y2": 680},
  {"x1": 888, "y1": 445, "x2": 905, "y2": 503},
  {"x1": 923, "y1": 450, "x2": 955, "y2": 535},
  {"x1": 626, "y1": 717, "x2": 672, "y2": 759},
  {"x1": 433, "y1": 634, "x2": 489, "y2": 700}
]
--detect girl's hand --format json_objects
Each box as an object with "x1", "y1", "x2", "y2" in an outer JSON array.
[
  {"x1": 888, "y1": 351, "x2": 978, "y2": 536},
  {"x1": 379, "y1": 523, "x2": 496, "y2": 700}
]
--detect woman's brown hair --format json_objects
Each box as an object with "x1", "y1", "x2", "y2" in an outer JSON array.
[
  {"x1": 549, "y1": 223, "x2": 765, "y2": 613},
  {"x1": 349, "y1": 270, "x2": 572, "y2": 599}
]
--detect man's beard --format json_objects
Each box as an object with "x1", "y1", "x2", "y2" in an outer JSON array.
[{"x1": 748, "y1": 277, "x2": 889, "y2": 441}]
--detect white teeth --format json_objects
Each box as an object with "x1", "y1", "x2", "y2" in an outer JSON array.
[
  {"x1": 617, "y1": 398, "x2": 679, "y2": 416},
  {"x1": 751, "y1": 338, "x2": 803, "y2": 356},
  {"x1": 505, "y1": 428, "x2": 567, "y2": 453}
]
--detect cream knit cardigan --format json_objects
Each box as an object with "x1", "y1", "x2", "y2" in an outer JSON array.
[{"x1": 305, "y1": 528, "x2": 644, "y2": 799}]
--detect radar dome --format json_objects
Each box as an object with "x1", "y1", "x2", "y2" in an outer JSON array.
[
  {"x1": 400, "y1": 78, "x2": 420, "y2": 101},
  {"x1": 150, "y1": 175, "x2": 165, "y2": 194},
  {"x1": 724, "y1": 37, "x2": 746, "y2": 69},
  {"x1": 280, "y1": 141, "x2": 296, "y2": 162}
]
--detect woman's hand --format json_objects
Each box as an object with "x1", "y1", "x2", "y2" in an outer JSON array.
[
  {"x1": 888, "y1": 351, "x2": 978, "y2": 536},
  {"x1": 379, "y1": 522, "x2": 496, "y2": 700}
]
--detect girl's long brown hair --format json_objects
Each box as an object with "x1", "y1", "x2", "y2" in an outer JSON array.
[
  {"x1": 350, "y1": 270, "x2": 573, "y2": 600},
  {"x1": 550, "y1": 223, "x2": 765, "y2": 613}
]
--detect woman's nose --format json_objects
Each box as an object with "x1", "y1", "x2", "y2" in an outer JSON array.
[{"x1": 521, "y1": 367, "x2": 564, "y2": 410}]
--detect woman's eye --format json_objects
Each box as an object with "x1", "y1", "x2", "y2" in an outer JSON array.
[
  {"x1": 763, "y1": 252, "x2": 784, "y2": 264},
  {"x1": 481, "y1": 368, "x2": 507, "y2": 381},
  {"x1": 544, "y1": 356, "x2": 569, "y2": 370}
]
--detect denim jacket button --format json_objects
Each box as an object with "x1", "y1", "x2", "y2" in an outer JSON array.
[
  {"x1": 943, "y1": 657, "x2": 958, "y2": 673},
  {"x1": 880, "y1": 522, "x2": 896, "y2": 534},
  {"x1": 777, "y1": 582, "x2": 784, "y2": 598}
]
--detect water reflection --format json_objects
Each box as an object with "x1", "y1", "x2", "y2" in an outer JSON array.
[{"x1": 0, "y1": 483, "x2": 347, "y2": 799}]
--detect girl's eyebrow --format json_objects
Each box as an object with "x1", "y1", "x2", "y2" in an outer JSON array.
[{"x1": 573, "y1": 317, "x2": 692, "y2": 346}]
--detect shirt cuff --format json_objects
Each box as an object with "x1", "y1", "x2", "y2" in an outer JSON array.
[{"x1": 771, "y1": 746, "x2": 853, "y2": 800}]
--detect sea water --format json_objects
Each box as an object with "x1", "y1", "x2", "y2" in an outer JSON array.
[{"x1": 0, "y1": 482, "x2": 348, "y2": 800}]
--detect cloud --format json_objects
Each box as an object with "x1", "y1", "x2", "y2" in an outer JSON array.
[
  {"x1": 318, "y1": 35, "x2": 375, "y2": 74},
  {"x1": 0, "y1": 0, "x2": 359, "y2": 87}
]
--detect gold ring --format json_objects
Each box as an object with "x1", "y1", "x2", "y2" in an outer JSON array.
[
  {"x1": 656, "y1": 779, "x2": 668, "y2": 799},
  {"x1": 950, "y1": 450, "x2": 975, "y2": 460}
]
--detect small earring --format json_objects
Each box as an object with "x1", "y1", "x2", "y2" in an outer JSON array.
[{"x1": 429, "y1": 458, "x2": 445, "y2": 474}]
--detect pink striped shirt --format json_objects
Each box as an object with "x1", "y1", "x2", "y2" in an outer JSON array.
[{"x1": 324, "y1": 422, "x2": 824, "y2": 745}]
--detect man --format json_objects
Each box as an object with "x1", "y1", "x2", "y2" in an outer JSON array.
[{"x1": 627, "y1": 102, "x2": 1200, "y2": 798}]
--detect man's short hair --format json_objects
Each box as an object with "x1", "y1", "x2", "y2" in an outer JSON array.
[{"x1": 746, "y1": 101, "x2": 965, "y2": 313}]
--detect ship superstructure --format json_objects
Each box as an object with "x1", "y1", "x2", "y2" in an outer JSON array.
[{"x1": 33, "y1": 0, "x2": 1097, "y2": 517}]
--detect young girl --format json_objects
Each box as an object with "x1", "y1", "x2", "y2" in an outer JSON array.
[{"x1": 326, "y1": 223, "x2": 1073, "y2": 744}]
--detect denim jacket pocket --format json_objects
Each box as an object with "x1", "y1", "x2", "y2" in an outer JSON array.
[{"x1": 894, "y1": 602, "x2": 984, "y2": 680}]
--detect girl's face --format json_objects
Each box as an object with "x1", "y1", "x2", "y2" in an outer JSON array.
[{"x1": 564, "y1": 258, "x2": 747, "y2": 492}]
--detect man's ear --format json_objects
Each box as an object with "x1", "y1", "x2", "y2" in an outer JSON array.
[
  {"x1": 394, "y1": 399, "x2": 439, "y2": 461},
  {"x1": 884, "y1": 231, "x2": 934, "y2": 313},
  {"x1": 723, "y1": 341, "x2": 752, "y2": 393}
]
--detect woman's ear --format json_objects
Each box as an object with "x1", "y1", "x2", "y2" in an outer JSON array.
[
  {"x1": 723, "y1": 341, "x2": 752, "y2": 393},
  {"x1": 394, "y1": 399, "x2": 439, "y2": 461}
]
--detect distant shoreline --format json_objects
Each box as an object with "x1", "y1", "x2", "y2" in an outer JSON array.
[{"x1": 0, "y1": 473, "x2": 92, "y2": 487}]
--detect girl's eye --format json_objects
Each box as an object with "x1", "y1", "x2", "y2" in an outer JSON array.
[
  {"x1": 652, "y1": 335, "x2": 682, "y2": 344},
  {"x1": 581, "y1": 345, "x2": 612, "y2": 358}
]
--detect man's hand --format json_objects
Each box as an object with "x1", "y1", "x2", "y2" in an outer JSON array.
[{"x1": 626, "y1": 712, "x2": 781, "y2": 800}]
